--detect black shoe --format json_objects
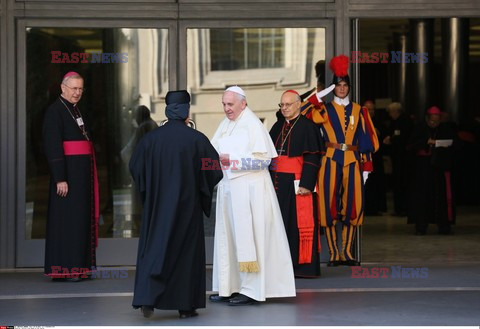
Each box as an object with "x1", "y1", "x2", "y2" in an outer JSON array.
[
  {"x1": 327, "y1": 261, "x2": 340, "y2": 267},
  {"x1": 141, "y1": 306, "x2": 154, "y2": 318},
  {"x1": 209, "y1": 293, "x2": 238, "y2": 302},
  {"x1": 65, "y1": 277, "x2": 82, "y2": 282},
  {"x1": 228, "y1": 294, "x2": 257, "y2": 306},
  {"x1": 341, "y1": 260, "x2": 360, "y2": 266},
  {"x1": 179, "y1": 309, "x2": 198, "y2": 319},
  {"x1": 51, "y1": 277, "x2": 65, "y2": 282}
]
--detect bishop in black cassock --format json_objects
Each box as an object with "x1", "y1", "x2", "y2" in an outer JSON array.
[
  {"x1": 43, "y1": 71, "x2": 97, "y2": 281},
  {"x1": 407, "y1": 106, "x2": 456, "y2": 235},
  {"x1": 129, "y1": 90, "x2": 223, "y2": 319},
  {"x1": 269, "y1": 90, "x2": 323, "y2": 278}
]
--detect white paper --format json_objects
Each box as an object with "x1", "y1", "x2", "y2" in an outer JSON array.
[{"x1": 435, "y1": 139, "x2": 453, "y2": 148}]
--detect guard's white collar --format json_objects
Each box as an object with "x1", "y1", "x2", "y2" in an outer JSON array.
[{"x1": 334, "y1": 96, "x2": 350, "y2": 106}]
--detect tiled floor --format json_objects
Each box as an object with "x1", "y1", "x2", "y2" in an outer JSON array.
[{"x1": 1, "y1": 204, "x2": 479, "y2": 326}]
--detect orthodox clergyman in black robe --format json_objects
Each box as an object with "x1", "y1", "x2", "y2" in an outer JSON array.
[
  {"x1": 129, "y1": 90, "x2": 223, "y2": 319},
  {"x1": 269, "y1": 90, "x2": 323, "y2": 278},
  {"x1": 43, "y1": 71, "x2": 98, "y2": 281}
]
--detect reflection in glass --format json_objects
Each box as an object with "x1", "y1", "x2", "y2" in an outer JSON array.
[
  {"x1": 188, "y1": 27, "x2": 325, "y2": 138},
  {"x1": 210, "y1": 28, "x2": 285, "y2": 70},
  {"x1": 26, "y1": 27, "x2": 169, "y2": 239},
  {"x1": 187, "y1": 27, "x2": 326, "y2": 236}
]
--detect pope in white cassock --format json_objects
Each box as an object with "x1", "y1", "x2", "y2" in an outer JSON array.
[{"x1": 209, "y1": 86, "x2": 296, "y2": 306}]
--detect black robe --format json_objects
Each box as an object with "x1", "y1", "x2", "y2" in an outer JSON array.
[
  {"x1": 269, "y1": 115, "x2": 323, "y2": 277},
  {"x1": 129, "y1": 119, "x2": 223, "y2": 311},
  {"x1": 385, "y1": 114, "x2": 414, "y2": 215},
  {"x1": 407, "y1": 121, "x2": 456, "y2": 234},
  {"x1": 43, "y1": 96, "x2": 96, "y2": 277}
]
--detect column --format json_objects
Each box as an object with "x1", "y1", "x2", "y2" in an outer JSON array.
[{"x1": 442, "y1": 18, "x2": 469, "y2": 125}]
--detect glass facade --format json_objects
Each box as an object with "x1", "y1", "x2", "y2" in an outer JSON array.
[
  {"x1": 25, "y1": 27, "x2": 169, "y2": 240},
  {"x1": 187, "y1": 27, "x2": 326, "y2": 139},
  {"x1": 187, "y1": 27, "x2": 326, "y2": 237}
]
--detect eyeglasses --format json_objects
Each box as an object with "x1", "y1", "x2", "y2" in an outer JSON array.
[
  {"x1": 278, "y1": 100, "x2": 299, "y2": 109},
  {"x1": 63, "y1": 83, "x2": 85, "y2": 93}
]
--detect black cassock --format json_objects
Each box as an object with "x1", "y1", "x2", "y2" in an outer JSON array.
[
  {"x1": 407, "y1": 121, "x2": 456, "y2": 234},
  {"x1": 129, "y1": 119, "x2": 222, "y2": 310},
  {"x1": 43, "y1": 96, "x2": 96, "y2": 277},
  {"x1": 269, "y1": 115, "x2": 323, "y2": 277}
]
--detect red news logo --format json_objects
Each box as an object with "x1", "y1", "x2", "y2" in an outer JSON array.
[
  {"x1": 350, "y1": 51, "x2": 429, "y2": 64},
  {"x1": 351, "y1": 266, "x2": 429, "y2": 278},
  {"x1": 201, "y1": 157, "x2": 274, "y2": 171},
  {"x1": 351, "y1": 266, "x2": 390, "y2": 278},
  {"x1": 51, "y1": 51, "x2": 128, "y2": 64}
]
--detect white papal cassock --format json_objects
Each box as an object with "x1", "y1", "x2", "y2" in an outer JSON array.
[{"x1": 211, "y1": 107, "x2": 296, "y2": 301}]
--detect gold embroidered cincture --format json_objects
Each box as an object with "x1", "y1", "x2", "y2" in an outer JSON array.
[{"x1": 239, "y1": 261, "x2": 259, "y2": 273}]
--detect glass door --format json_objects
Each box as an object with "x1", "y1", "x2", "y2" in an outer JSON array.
[
  {"x1": 17, "y1": 19, "x2": 334, "y2": 267},
  {"x1": 183, "y1": 22, "x2": 333, "y2": 263},
  {"x1": 18, "y1": 24, "x2": 173, "y2": 267}
]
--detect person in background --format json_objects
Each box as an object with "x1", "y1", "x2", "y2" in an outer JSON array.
[
  {"x1": 407, "y1": 106, "x2": 456, "y2": 235},
  {"x1": 383, "y1": 102, "x2": 413, "y2": 216},
  {"x1": 363, "y1": 100, "x2": 387, "y2": 216},
  {"x1": 120, "y1": 105, "x2": 159, "y2": 234},
  {"x1": 300, "y1": 60, "x2": 326, "y2": 101}
]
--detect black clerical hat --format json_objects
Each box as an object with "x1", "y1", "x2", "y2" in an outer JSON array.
[
  {"x1": 165, "y1": 90, "x2": 191, "y2": 120},
  {"x1": 166, "y1": 90, "x2": 190, "y2": 105}
]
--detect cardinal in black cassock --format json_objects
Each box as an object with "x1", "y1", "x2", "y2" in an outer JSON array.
[
  {"x1": 43, "y1": 71, "x2": 98, "y2": 281},
  {"x1": 407, "y1": 106, "x2": 456, "y2": 235},
  {"x1": 129, "y1": 90, "x2": 223, "y2": 318},
  {"x1": 269, "y1": 90, "x2": 323, "y2": 278}
]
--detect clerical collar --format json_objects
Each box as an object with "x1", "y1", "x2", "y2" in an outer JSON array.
[
  {"x1": 60, "y1": 95, "x2": 76, "y2": 108},
  {"x1": 334, "y1": 96, "x2": 350, "y2": 106},
  {"x1": 285, "y1": 113, "x2": 300, "y2": 124}
]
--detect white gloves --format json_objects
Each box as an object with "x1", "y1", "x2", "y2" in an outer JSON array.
[
  {"x1": 316, "y1": 84, "x2": 336, "y2": 103},
  {"x1": 363, "y1": 171, "x2": 370, "y2": 184}
]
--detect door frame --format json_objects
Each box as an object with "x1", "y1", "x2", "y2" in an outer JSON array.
[
  {"x1": 15, "y1": 18, "x2": 178, "y2": 267},
  {"x1": 178, "y1": 19, "x2": 335, "y2": 264}
]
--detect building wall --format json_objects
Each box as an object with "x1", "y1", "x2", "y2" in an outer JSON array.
[{"x1": 2, "y1": 0, "x2": 480, "y2": 268}]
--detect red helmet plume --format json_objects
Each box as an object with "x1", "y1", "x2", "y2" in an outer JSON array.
[{"x1": 329, "y1": 55, "x2": 350, "y2": 77}]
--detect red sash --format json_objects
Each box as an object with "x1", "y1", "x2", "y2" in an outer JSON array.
[
  {"x1": 274, "y1": 155, "x2": 315, "y2": 264},
  {"x1": 63, "y1": 141, "x2": 99, "y2": 246},
  {"x1": 417, "y1": 149, "x2": 432, "y2": 156}
]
